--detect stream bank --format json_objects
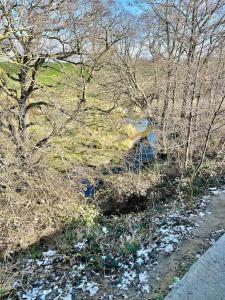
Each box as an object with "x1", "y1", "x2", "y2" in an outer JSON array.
[{"x1": 2, "y1": 187, "x2": 225, "y2": 300}]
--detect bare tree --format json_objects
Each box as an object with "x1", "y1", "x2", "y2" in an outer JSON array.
[
  {"x1": 122, "y1": 0, "x2": 225, "y2": 175},
  {"x1": 0, "y1": 0, "x2": 127, "y2": 168}
]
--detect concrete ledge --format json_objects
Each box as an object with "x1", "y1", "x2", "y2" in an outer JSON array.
[{"x1": 165, "y1": 234, "x2": 225, "y2": 300}]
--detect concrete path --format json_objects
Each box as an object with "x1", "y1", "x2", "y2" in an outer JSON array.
[{"x1": 165, "y1": 234, "x2": 225, "y2": 300}]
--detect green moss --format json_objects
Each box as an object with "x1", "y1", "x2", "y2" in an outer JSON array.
[
  {"x1": 29, "y1": 245, "x2": 42, "y2": 259},
  {"x1": 121, "y1": 241, "x2": 140, "y2": 256}
]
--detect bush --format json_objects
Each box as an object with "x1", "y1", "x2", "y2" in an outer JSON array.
[
  {"x1": 0, "y1": 166, "x2": 98, "y2": 257},
  {"x1": 95, "y1": 171, "x2": 160, "y2": 215}
]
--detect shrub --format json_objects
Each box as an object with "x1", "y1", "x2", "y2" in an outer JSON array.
[
  {"x1": 0, "y1": 166, "x2": 98, "y2": 257},
  {"x1": 95, "y1": 171, "x2": 160, "y2": 215}
]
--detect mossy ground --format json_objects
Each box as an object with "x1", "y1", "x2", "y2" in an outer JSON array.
[{"x1": 0, "y1": 62, "x2": 138, "y2": 172}]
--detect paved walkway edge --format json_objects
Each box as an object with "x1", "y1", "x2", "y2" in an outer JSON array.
[{"x1": 165, "y1": 234, "x2": 225, "y2": 300}]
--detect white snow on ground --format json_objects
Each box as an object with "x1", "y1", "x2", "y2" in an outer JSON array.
[
  {"x1": 63, "y1": 294, "x2": 72, "y2": 300},
  {"x1": 13, "y1": 190, "x2": 219, "y2": 299},
  {"x1": 164, "y1": 244, "x2": 174, "y2": 254},
  {"x1": 42, "y1": 250, "x2": 57, "y2": 257},
  {"x1": 102, "y1": 227, "x2": 109, "y2": 234},
  {"x1": 209, "y1": 186, "x2": 225, "y2": 195},
  {"x1": 76, "y1": 278, "x2": 99, "y2": 296},
  {"x1": 74, "y1": 239, "x2": 87, "y2": 251}
]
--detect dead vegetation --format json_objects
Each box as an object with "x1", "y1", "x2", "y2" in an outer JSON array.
[
  {"x1": 0, "y1": 163, "x2": 98, "y2": 258},
  {"x1": 1, "y1": 0, "x2": 225, "y2": 298}
]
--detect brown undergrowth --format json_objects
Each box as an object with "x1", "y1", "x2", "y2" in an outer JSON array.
[{"x1": 0, "y1": 164, "x2": 97, "y2": 259}]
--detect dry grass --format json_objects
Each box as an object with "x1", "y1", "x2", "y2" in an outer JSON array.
[{"x1": 0, "y1": 164, "x2": 98, "y2": 258}]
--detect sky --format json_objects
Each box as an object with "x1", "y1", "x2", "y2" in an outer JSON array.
[{"x1": 117, "y1": 0, "x2": 142, "y2": 15}]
